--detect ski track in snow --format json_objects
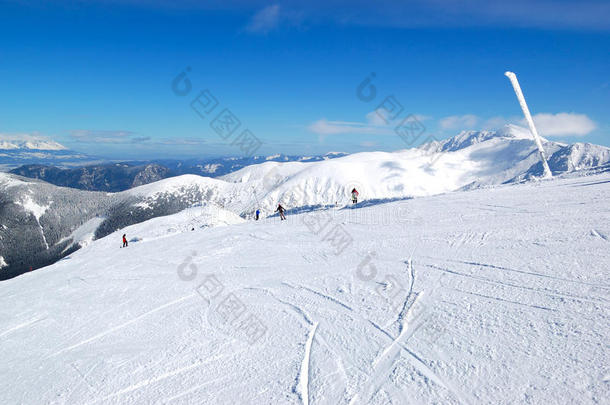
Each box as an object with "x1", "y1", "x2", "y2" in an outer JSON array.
[
  {"x1": 423, "y1": 263, "x2": 610, "y2": 307},
  {"x1": 590, "y1": 229, "x2": 609, "y2": 242},
  {"x1": 395, "y1": 255, "x2": 416, "y2": 334},
  {"x1": 0, "y1": 317, "x2": 45, "y2": 338},
  {"x1": 426, "y1": 255, "x2": 610, "y2": 289},
  {"x1": 281, "y1": 282, "x2": 354, "y2": 311},
  {"x1": 349, "y1": 290, "x2": 472, "y2": 405},
  {"x1": 49, "y1": 294, "x2": 197, "y2": 358},
  {"x1": 298, "y1": 322, "x2": 318, "y2": 405},
  {"x1": 85, "y1": 359, "x2": 208, "y2": 405}
]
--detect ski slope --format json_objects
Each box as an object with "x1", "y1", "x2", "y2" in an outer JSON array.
[{"x1": 0, "y1": 172, "x2": 609, "y2": 404}]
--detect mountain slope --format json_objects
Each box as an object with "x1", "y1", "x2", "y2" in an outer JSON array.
[
  {"x1": 7, "y1": 153, "x2": 350, "y2": 191},
  {"x1": 221, "y1": 124, "x2": 610, "y2": 212},
  {"x1": 0, "y1": 174, "x2": 237, "y2": 279},
  {"x1": 2, "y1": 124, "x2": 609, "y2": 279},
  {"x1": 10, "y1": 163, "x2": 173, "y2": 192},
  {"x1": 0, "y1": 172, "x2": 608, "y2": 404},
  {"x1": 155, "y1": 152, "x2": 349, "y2": 177}
]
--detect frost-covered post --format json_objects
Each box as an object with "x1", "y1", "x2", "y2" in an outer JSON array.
[{"x1": 504, "y1": 71, "x2": 553, "y2": 178}]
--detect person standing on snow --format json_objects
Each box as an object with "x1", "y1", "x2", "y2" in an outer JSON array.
[
  {"x1": 255, "y1": 209, "x2": 260, "y2": 221},
  {"x1": 122, "y1": 234, "x2": 128, "y2": 248},
  {"x1": 351, "y1": 188, "x2": 359, "y2": 204},
  {"x1": 275, "y1": 204, "x2": 286, "y2": 220}
]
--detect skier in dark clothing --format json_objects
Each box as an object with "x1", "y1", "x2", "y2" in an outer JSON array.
[
  {"x1": 255, "y1": 209, "x2": 260, "y2": 221},
  {"x1": 351, "y1": 188, "x2": 359, "y2": 204},
  {"x1": 122, "y1": 234, "x2": 128, "y2": 248},
  {"x1": 275, "y1": 204, "x2": 286, "y2": 220}
]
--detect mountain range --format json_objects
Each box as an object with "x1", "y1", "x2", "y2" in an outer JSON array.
[
  {"x1": 7, "y1": 153, "x2": 349, "y2": 192},
  {"x1": 1, "y1": 124, "x2": 609, "y2": 280},
  {"x1": 0, "y1": 137, "x2": 102, "y2": 170}
]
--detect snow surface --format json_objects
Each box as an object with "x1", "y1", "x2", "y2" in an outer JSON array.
[
  {"x1": 58, "y1": 217, "x2": 107, "y2": 252},
  {"x1": 0, "y1": 172, "x2": 608, "y2": 404},
  {"x1": 19, "y1": 195, "x2": 50, "y2": 221},
  {"x1": 120, "y1": 205, "x2": 245, "y2": 243}
]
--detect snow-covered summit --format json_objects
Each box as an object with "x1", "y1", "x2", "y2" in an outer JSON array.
[
  {"x1": 0, "y1": 135, "x2": 67, "y2": 151},
  {"x1": 433, "y1": 124, "x2": 535, "y2": 153}
]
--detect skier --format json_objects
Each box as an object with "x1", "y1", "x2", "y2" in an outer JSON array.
[
  {"x1": 122, "y1": 234, "x2": 128, "y2": 248},
  {"x1": 351, "y1": 188, "x2": 359, "y2": 204},
  {"x1": 275, "y1": 204, "x2": 286, "y2": 221},
  {"x1": 255, "y1": 209, "x2": 260, "y2": 221}
]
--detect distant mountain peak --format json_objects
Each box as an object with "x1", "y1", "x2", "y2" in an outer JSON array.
[
  {"x1": 433, "y1": 125, "x2": 541, "y2": 153},
  {"x1": 495, "y1": 124, "x2": 542, "y2": 140},
  {"x1": 0, "y1": 134, "x2": 67, "y2": 151}
]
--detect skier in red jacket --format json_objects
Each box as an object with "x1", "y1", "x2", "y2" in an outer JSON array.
[
  {"x1": 122, "y1": 234, "x2": 128, "y2": 248},
  {"x1": 351, "y1": 188, "x2": 359, "y2": 204}
]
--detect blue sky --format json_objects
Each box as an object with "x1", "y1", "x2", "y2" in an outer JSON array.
[{"x1": 0, "y1": 0, "x2": 608, "y2": 159}]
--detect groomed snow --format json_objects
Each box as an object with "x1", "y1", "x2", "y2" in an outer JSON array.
[{"x1": 0, "y1": 172, "x2": 608, "y2": 404}]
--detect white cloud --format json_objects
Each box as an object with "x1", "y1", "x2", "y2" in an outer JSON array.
[
  {"x1": 365, "y1": 110, "x2": 388, "y2": 126},
  {"x1": 529, "y1": 112, "x2": 597, "y2": 137},
  {"x1": 307, "y1": 118, "x2": 392, "y2": 136},
  {"x1": 309, "y1": 110, "x2": 429, "y2": 137},
  {"x1": 360, "y1": 141, "x2": 377, "y2": 147},
  {"x1": 245, "y1": 4, "x2": 281, "y2": 34},
  {"x1": 438, "y1": 114, "x2": 479, "y2": 130},
  {"x1": 480, "y1": 116, "x2": 519, "y2": 130},
  {"x1": 70, "y1": 130, "x2": 149, "y2": 144},
  {"x1": 439, "y1": 112, "x2": 596, "y2": 137}
]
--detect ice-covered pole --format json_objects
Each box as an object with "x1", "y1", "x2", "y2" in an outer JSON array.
[{"x1": 504, "y1": 71, "x2": 552, "y2": 178}]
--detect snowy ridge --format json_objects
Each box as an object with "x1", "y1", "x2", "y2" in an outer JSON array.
[
  {"x1": 0, "y1": 138, "x2": 67, "y2": 151},
  {"x1": 218, "y1": 124, "x2": 610, "y2": 214}
]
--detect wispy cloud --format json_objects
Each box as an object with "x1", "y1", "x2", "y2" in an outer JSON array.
[
  {"x1": 308, "y1": 118, "x2": 392, "y2": 136},
  {"x1": 22, "y1": 1, "x2": 609, "y2": 31},
  {"x1": 70, "y1": 130, "x2": 149, "y2": 144},
  {"x1": 438, "y1": 114, "x2": 479, "y2": 130},
  {"x1": 245, "y1": 4, "x2": 281, "y2": 34},
  {"x1": 317, "y1": 0, "x2": 610, "y2": 31},
  {"x1": 529, "y1": 112, "x2": 597, "y2": 137},
  {"x1": 438, "y1": 112, "x2": 597, "y2": 137},
  {"x1": 308, "y1": 110, "x2": 429, "y2": 136},
  {"x1": 156, "y1": 137, "x2": 209, "y2": 146}
]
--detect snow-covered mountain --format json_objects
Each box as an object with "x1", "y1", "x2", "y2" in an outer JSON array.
[
  {"x1": 220, "y1": 124, "x2": 610, "y2": 211},
  {"x1": 0, "y1": 137, "x2": 67, "y2": 151},
  {"x1": 10, "y1": 163, "x2": 174, "y2": 192},
  {"x1": 7, "y1": 153, "x2": 350, "y2": 191},
  {"x1": 1, "y1": 171, "x2": 608, "y2": 404},
  {"x1": 155, "y1": 152, "x2": 349, "y2": 178},
  {"x1": 0, "y1": 136, "x2": 101, "y2": 170},
  {"x1": 1, "y1": 124, "x2": 609, "y2": 279}
]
